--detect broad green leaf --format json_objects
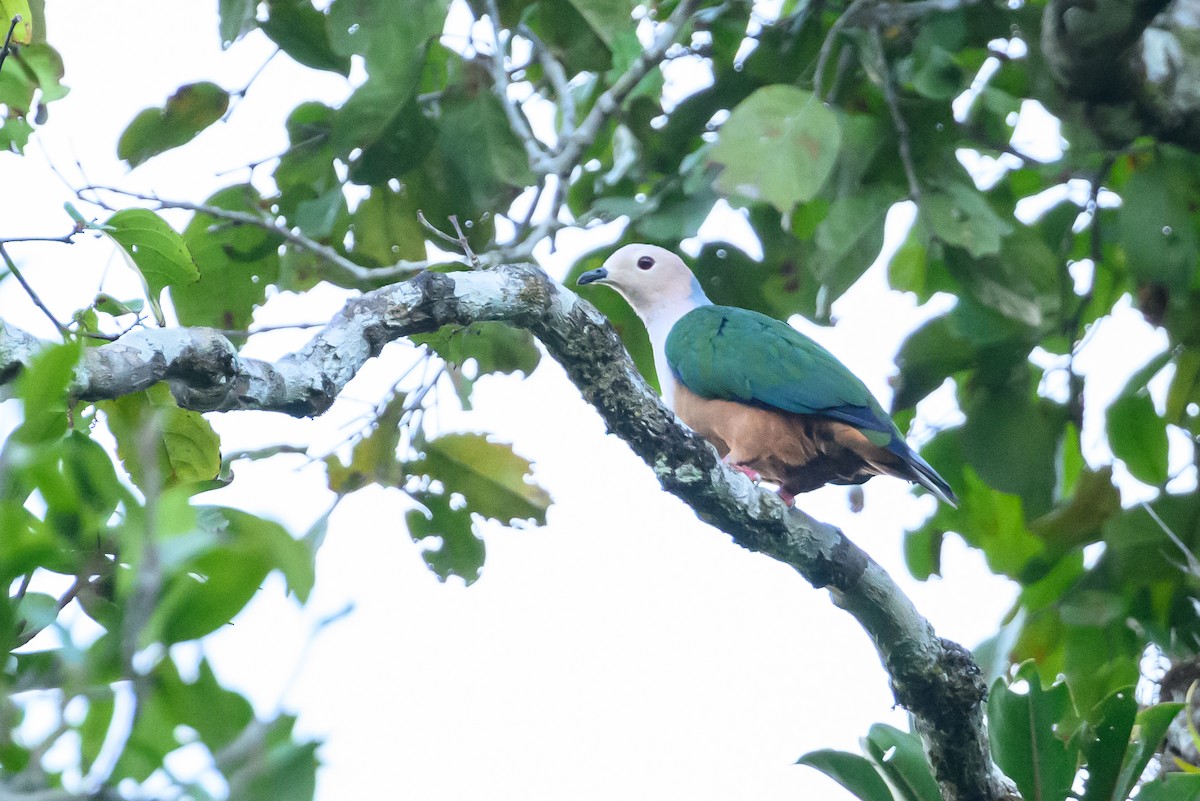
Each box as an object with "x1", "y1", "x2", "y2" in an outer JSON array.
[
  {"x1": 155, "y1": 657, "x2": 254, "y2": 752},
  {"x1": 174, "y1": 185, "x2": 282, "y2": 336},
  {"x1": 118, "y1": 82, "x2": 230, "y2": 167},
  {"x1": 1112, "y1": 702, "x2": 1186, "y2": 799},
  {"x1": 14, "y1": 43, "x2": 67, "y2": 102},
  {"x1": 1076, "y1": 686, "x2": 1137, "y2": 801},
  {"x1": 435, "y1": 90, "x2": 537, "y2": 207},
  {"x1": 100, "y1": 383, "x2": 221, "y2": 491},
  {"x1": 410, "y1": 433, "x2": 550, "y2": 524},
  {"x1": 1168, "y1": 348, "x2": 1200, "y2": 425},
  {"x1": 797, "y1": 749, "x2": 893, "y2": 801},
  {"x1": 1117, "y1": 158, "x2": 1198, "y2": 291},
  {"x1": 709, "y1": 85, "x2": 840, "y2": 217},
  {"x1": 563, "y1": 0, "x2": 631, "y2": 47},
  {"x1": 104, "y1": 208, "x2": 199, "y2": 325},
  {"x1": 1030, "y1": 467, "x2": 1121, "y2": 552},
  {"x1": 224, "y1": 715, "x2": 319, "y2": 801},
  {"x1": 961, "y1": 375, "x2": 1058, "y2": 518},
  {"x1": 327, "y1": 0, "x2": 447, "y2": 150},
  {"x1": 1107, "y1": 393, "x2": 1169, "y2": 486},
  {"x1": 78, "y1": 695, "x2": 115, "y2": 773},
  {"x1": 407, "y1": 490, "x2": 485, "y2": 583},
  {"x1": 863, "y1": 724, "x2": 940, "y2": 801},
  {"x1": 12, "y1": 338, "x2": 80, "y2": 444},
  {"x1": 892, "y1": 314, "x2": 974, "y2": 412},
  {"x1": 903, "y1": 523, "x2": 944, "y2": 581},
  {"x1": 261, "y1": 0, "x2": 351, "y2": 75},
  {"x1": 810, "y1": 187, "x2": 894, "y2": 301},
  {"x1": 219, "y1": 0, "x2": 257, "y2": 47},
  {"x1": 922, "y1": 183, "x2": 1011, "y2": 258},
  {"x1": 1134, "y1": 774, "x2": 1200, "y2": 801},
  {"x1": 987, "y1": 662, "x2": 1076, "y2": 801},
  {"x1": 151, "y1": 507, "x2": 313, "y2": 643},
  {"x1": 349, "y1": 186, "x2": 426, "y2": 266}
]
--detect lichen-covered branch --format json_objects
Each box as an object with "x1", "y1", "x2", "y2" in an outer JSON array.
[{"x1": 0, "y1": 264, "x2": 1012, "y2": 800}]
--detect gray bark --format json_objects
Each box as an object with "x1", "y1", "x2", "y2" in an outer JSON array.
[{"x1": 0, "y1": 264, "x2": 1016, "y2": 801}]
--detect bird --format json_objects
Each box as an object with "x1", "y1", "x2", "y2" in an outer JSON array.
[{"x1": 577, "y1": 243, "x2": 957, "y2": 508}]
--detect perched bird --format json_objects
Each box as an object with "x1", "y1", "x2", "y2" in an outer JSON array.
[{"x1": 577, "y1": 244, "x2": 957, "y2": 507}]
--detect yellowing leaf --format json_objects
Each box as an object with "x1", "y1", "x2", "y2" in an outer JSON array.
[{"x1": 1, "y1": 0, "x2": 33, "y2": 44}]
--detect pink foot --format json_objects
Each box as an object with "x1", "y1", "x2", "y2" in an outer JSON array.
[
  {"x1": 723, "y1": 458, "x2": 760, "y2": 483},
  {"x1": 777, "y1": 488, "x2": 796, "y2": 507}
]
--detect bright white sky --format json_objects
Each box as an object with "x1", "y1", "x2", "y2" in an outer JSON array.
[{"x1": 2, "y1": 2, "x2": 1188, "y2": 800}]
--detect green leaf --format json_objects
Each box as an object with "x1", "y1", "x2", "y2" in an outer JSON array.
[
  {"x1": 78, "y1": 695, "x2": 115, "y2": 773},
  {"x1": 709, "y1": 85, "x2": 840, "y2": 217},
  {"x1": 1112, "y1": 702, "x2": 1186, "y2": 799},
  {"x1": 922, "y1": 183, "x2": 1012, "y2": 258},
  {"x1": 327, "y1": 0, "x2": 447, "y2": 150},
  {"x1": 412, "y1": 323, "x2": 541, "y2": 377},
  {"x1": 104, "y1": 208, "x2": 199, "y2": 325},
  {"x1": 224, "y1": 715, "x2": 319, "y2": 801},
  {"x1": 117, "y1": 82, "x2": 230, "y2": 167},
  {"x1": 1107, "y1": 393, "x2": 1169, "y2": 486},
  {"x1": 987, "y1": 662, "x2": 1077, "y2": 801},
  {"x1": 1117, "y1": 157, "x2": 1198, "y2": 291},
  {"x1": 349, "y1": 185, "x2": 426, "y2": 266},
  {"x1": 14, "y1": 43, "x2": 67, "y2": 102},
  {"x1": 1134, "y1": 774, "x2": 1200, "y2": 801},
  {"x1": 261, "y1": 0, "x2": 351, "y2": 75},
  {"x1": 1076, "y1": 686, "x2": 1136, "y2": 801},
  {"x1": 892, "y1": 314, "x2": 974, "y2": 412},
  {"x1": 12, "y1": 338, "x2": 81, "y2": 444},
  {"x1": 219, "y1": 0, "x2": 257, "y2": 47},
  {"x1": 1030, "y1": 467, "x2": 1122, "y2": 552},
  {"x1": 323, "y1": 391, "x2": 407, "y2": 493},
  {"x1": 810, "y1": 187, "x2": 894, "y2": 300},
  {"x1": 563, "y1": 0, "x2": 631, "y2": 47},
  {"x1": 863, "y1": 724, "x2": 940, "y2": 801},
  {"x1": 151, "y1": 507, "x2": 313, "y2": 643},
  {"x1": 100, "y1": 383, "x2": 221, "y2": 491},
  {"x1": 797, "y1": 749, "x2": 894, "y2": 801},
  {"x1": 406, "y1": 490, "x2": 485, "y2": 583},
  {"x1": 410, "y1": 433, "x2": 550, "y2": 524},
  {"x1": 155, "y1": 657, "x2": 254, "y2": 752},
  {"x1": 435, "y1": 90, "x2": 537, "y2": 207},
  {"x1": 174, "y1": 185, "x2": 282, "y2": 335}
]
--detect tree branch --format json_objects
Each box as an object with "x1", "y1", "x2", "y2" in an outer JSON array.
[
  {"x1": 0, "y1": 264, "x2": 1013, "y2": 801},
  {"x1": 536, "y1": 0, "x2": 699, "y2": 177}
]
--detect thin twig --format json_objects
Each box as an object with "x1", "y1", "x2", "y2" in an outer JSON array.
[
  {"x1": 80, "y1": 184, "x2": 435, "y2": 287},
  {"x1": 814, "y1": 0, "x2": 870, "y2": 101},
  {"x1": 0, "y1": 243, "x2": 69, "y2": 335},
  {"x1": 448, "y1": 216, "x2": 480, "y2": 269},
  {"x1": 417, "y1": 210, "x2": 465, "y2": 246},
  {"x1": 0, "y1": 231, "x2": 80, "y2": 245},
  {"x1": 485, "y1": 0, "x2": 546, "y2": 163},
  {"x1": 520, "y1": 23, "x2": 576, "y2": 133},
  {"x1": 540, "y1": 0, "x2": 699, "y2": 177},
  {"x1": 871, "y1": 27, "x2": 921, "y2": 201},
  {"x1": 0, "y1": 15, "x2": 20, "y2": 76}
]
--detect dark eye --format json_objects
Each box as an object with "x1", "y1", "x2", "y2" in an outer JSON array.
[{"x1": 637, "y1": 256, "x2": 655, "y2": 270}]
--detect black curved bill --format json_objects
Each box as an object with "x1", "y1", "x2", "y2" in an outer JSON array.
[{"x1": 577, "y1": 267, "x2": 608, "y2": 286}]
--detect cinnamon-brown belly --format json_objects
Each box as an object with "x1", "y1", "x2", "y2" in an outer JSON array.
[{"x1": 672, "y1": 382, "x2": 906, "y2": 495}]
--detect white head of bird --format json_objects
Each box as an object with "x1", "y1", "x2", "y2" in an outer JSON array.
[{"x1": 577, "y1": 244, "x2": 712, "y2": 402}]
